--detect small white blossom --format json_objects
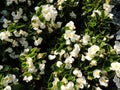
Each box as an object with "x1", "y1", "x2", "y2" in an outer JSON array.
[
  {"x1": 93, "y1": 69, "x2": 101, "y2": 78},
  {"x1": 88, "y1": 45, "x2": 100, "y2": 55},
  {"x1": 114, "y1": 41, "x2": 120, "y2": 54},
  {"x1": 3, "y1": 85, "x2": 11, "y2": 90},
  {"x1": 0, "y1": 65, "x2": 3, "y2": 70},
  {"x1": 31, "y1": 15, "x2": 45, "y2": 30},
  {"x1": 66, "y1": 21, "x2": 76, "y2": 30},
  {"x1": 110, "y1": 62, "x2": 120, "y2": 71},
  {"x1": 52, "y1": 77, "x2": 59, "y2": 86},
  {"x1": 56, "y1": 61, "x2": 63, "y2": 67},
  {"x1": 47, "y1": 0, "x2": 53, "y2": 3},
  {"x1": 90, "y1": 60, "x2": 97, "y2": 66},
  {"x1": 70, "y1": 44, "x2": 80, "y2": 58},
  {"x1": 65, "y1": 56, "x2": 74, "y2": 64},
  {"x1": 73, "y1": 68, "x2": 82, "y2": 77},
  {"x1": 41, "y1": 4, "x2": 58, "y2": 21},
  {"x1": 11, "y1": 8, "x2": 23, "y2": 22},
  {"x1": 81, "y1": 54, "x2": 85, "y2": 61},
  {"x1": 82, "y1": 34, "x2": 90, "y2": 45},
  {"x1": 34, "y1": 37, "x2": 43, "y2": 46},
  {"x1": 3, "y1": 18, "x2": 11, "y2": 28},
  {"x1": 99, "y1": 76, "x2": 109, "y2": 87},
  {"x1": 113, "y1": 75, "x2": 120, "y2": 88},
  {"x1": 76, "y1": 76, "x2": 87, "y2": 89},
  {"x1": 91, "y1": 10, "x2": 101, "y2": 17},
  {"x1": 2, "y1": 74, "x2": 18, "y2": 86},
  {"x1": 66, "y1": 81, "x2": 74, "y2": 90},
  {"x1": 116, "y1": 70, "x2": 120, "y2": 78},
  {"x1": 103, "y1": 3, "x2": 114, "y2": 13},
  {"x1": 13, "y1": 30, "x2": 21, "y2": 37},
  {"x1": 0, "y1": 31, "x2": 12, "y2": 41},
  {"x1": 85, "y1": 52, "x2": 94, "y2": 60},
  {"x1": 57, "y1": 21, "x2": 62, "y2": 28},
  {"x1": 96, "y1": 87, "x2": 102, "y2": 90},
  {"x1": 26, "y1": 57, "x2": 36, "y2": 73},
  {"x1": 23, "y1": 75, "x2": 33, "y2": 82},
  {"x1": 48, "y1": 55, "x2": 56, "y2": 60}
]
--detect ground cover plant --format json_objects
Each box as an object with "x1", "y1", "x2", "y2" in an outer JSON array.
[{"x1": 1, "y1": 0, "x2": 120, "y2": 90}]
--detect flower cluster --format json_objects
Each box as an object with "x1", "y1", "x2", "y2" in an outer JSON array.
[{"x1": 0, "y1": 0, "x2": 120, "y2": 90}]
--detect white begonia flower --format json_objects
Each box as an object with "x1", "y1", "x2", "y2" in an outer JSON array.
[
  {"x1": 34, "y1": 37, "x2": 43, "y2": 46},
  {"x1": 23, "y1": 75, "x2": 33, "y2": 82},
  {"x1": 26, "y1": 57, "x2": 36, "y2": 73},
  {"x1": 76, "y1": 76, "x2": 87, "y2": 89},
  {"x1": 52, "y1": 77, "x2": 60, "y2": 86},
  {"x1": 81, "y1": 54, "x2": 85, "y2": 61},
  {"x1": 13, "y1": 30, "x2": 21, "y2": 37},
  {"x1": 64, "y1": 30, "x2": 80, "y2": 45},
  {"x1": 73, "y1": 68, "x2": 82, "y2": 77},
  {"x1": 82, "y1": 34, "x2": 90, "y2": 45},
  {"x1": 48, "y1": 55, "x2": 56, "y2": 60},
  {"x1": 57, "y1": 0, "x2": 66, "y2": 5},
  {"x1": 88, "y1": 45, "x2": 100, "y2": 55},
  {"x1": 116, "y1": 70, "x2": 120, "y2": 78},
  {"x1": 34, "y1": 6, "x2": 40, "y2": 12},
  {"x1": 5, "y1": 47, "x2": 13, "y2": 53},
  {"x1": 85, "y1": 52, "x2": 94, "y2": 60},
  {"x1": 3, "y1": 74, "x2": 18, "y2": 86},
  {"x1": 31, "y1": 15, "x2": 45, "y2": 30},
  {"x1": 47, "y1": 0, "x2": 53, "y2": 3},
  {"x1": 41, "y1": 4, "x2": 58, "y2": 21},
  {"x1": 66, "y1": 81, "x2": 74, "y2": 90},
  {"x1": 103, "y1": 3, "x2": 114, "y2": 19},
  {"x1": 19, "y1": 30, "x2": 28, "y2": 37},
  {"x1": 65, "y1": 56, "x2": 74, "y2": 64},
  {"x1": 114, "y1": 41, "x2": 120, "y2": 54},
  {"x1": 103, "y1": 3, "x2": 114, "y2": 14},
  {"x1": 3, "y1": 85, "x2": 11, "y2": 90},
  {"x1": 0, "y1": 65, "x2": 3, "y2": 70},
  {"x1": 65, "y1": 63, "x2": 72, "y2": 69},
  {"x1": 19, "y1": 37, "x2": 28, "y2": 48},
  {"x1": 59, "y1": 49, "x2": 65, "y2": 57},
  {"x1": 61, "y1": 77, "x2": 68, "y2": 84},
  {"x1": 70, "y1": 44, "x2": 80, "y2": 58},
  {"x1": 0, "y1": 31, "x2": 12, "y2": 41},
  {"x1": 108, "y1": 13, "x2": 114, "y2": 19},
  {"x1": 70, "y1": 11, "x2": 76, "y2": 19},
  {"x1": 99, "y1": 76, "x2": 109, "y2": 87},
  {"x1": 90, "y1": 60, "x2": 97, "y2": 66},
  {"x1": 93, "y1": 69, "x2": 101, "y2": 78},
  {"x1": 11, "y1": 8, "x2": 23, "y2": 22},
  {"x1": 113, "y1": 75, "x2": 120, "y2": 88},
  {"x1": 3, "y1": 18, "x2": 11, "y2": 28},
  {"x1": 39, "y1": 62, "x2": 46, "y2": 74},
  {"x1": 57, "y1": 22, "x2": 62, "y2": 28},
  {"x1": 66, "y1": 21, "x2": 76, "y2": 30},
  {"x1": 91, "y1": 10, "x2": 101, "y2": 17},
  {"x1": 110, "y1": 62, "x2": 120, "y2": 71},
  {"x1": 64, "y1": 30, "x2": 73, "y2": 40},
  {"x1": 61, "y1": 85, "x2": 66, "y2": 90},
  {"x1": 56, "y1": 61, "x2": 63, "y2": 67},
  {"x1": 96, "y1": 87, "x2": 102, "y2": 90},
  {"x1": 12, "y1": 40, "x2": 19, "y2": 47}
]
